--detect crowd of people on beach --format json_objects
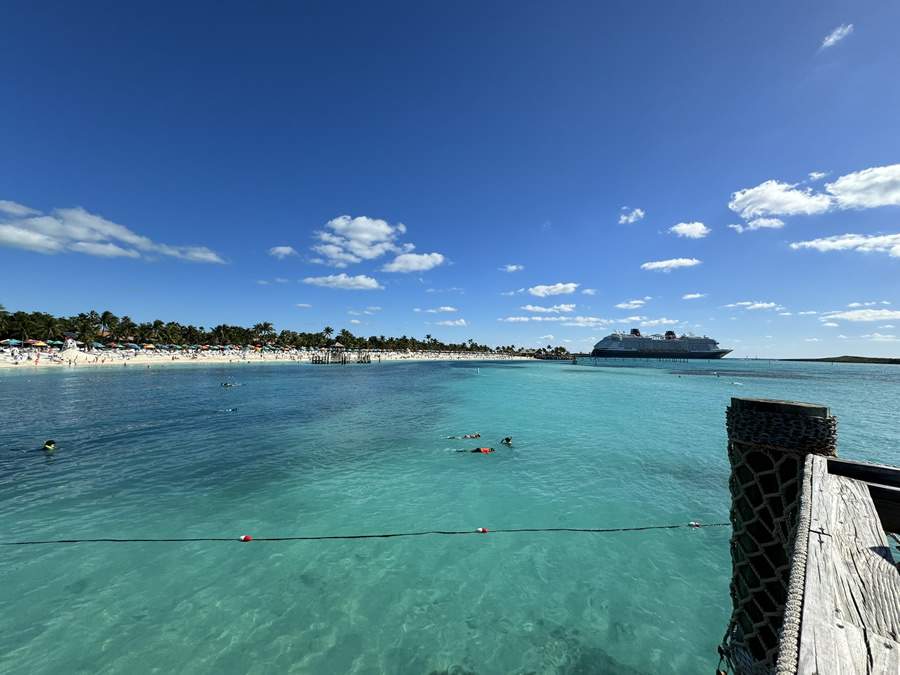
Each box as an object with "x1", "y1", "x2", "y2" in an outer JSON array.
[{"x1": 0, "y1": 341, "x2": 529, "y2": 369}]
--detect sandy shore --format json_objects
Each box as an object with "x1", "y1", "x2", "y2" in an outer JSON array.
[{"x1": 0, "y1": 348, "x2": 530, "y2": 370}]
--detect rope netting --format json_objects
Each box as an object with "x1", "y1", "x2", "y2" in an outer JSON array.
[{"x1": 720, "y1": 403, "x2": 836, "y2": 675}]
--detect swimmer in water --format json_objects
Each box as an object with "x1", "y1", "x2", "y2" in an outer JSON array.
[
  {"x1": 42, "y1": 439, "x2": 56, "y2": 452},
  {"x1": 447, "y1": 433, "x2": 480, "y2": 439},
  {"x1": 221, "y1": 408, "x2": 238, "y2": 412},
  {"x1": 500, "y1": 437, "x2": 512, "y2": 446},
  {"x1": 222, "y1": 382, "x2": 237, "y2": 388},
  {"x1": 456, "y1": 447, "x2": 494, "y2": 454}
]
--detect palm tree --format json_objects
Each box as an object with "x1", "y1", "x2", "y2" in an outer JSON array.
[{"x1": 322, "y1": 326, "x2": 334, "y2": 344}]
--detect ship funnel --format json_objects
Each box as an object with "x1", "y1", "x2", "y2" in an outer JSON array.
[{"x1": 629, "y1": 328, "x2": 641, "y2": 337}]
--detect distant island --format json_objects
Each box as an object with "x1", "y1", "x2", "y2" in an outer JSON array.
[{"x1": 781, "y1": 355, "x2": 900, "y2": 365}]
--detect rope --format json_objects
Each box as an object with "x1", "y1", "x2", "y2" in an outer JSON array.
[{"x1": 0, "y1": 521, "x2": 728, "y2": 547}]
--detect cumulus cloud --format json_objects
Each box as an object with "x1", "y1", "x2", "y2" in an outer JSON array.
[
  {"x1": 528, "y1": 282, "x2": 579, "y2": 297},
  {"x1": 861, "y1": 332, "x2": 898, "y2": 342},
  {"x1": 821, "y1": 23, "x2": 854, "y2": 50},
  {"x1": 416, "y1": 306, "x2": 458, "y2": 313},
  {"x1": 728, "y1": 164, "x2": 900, "y2": 225},
  {"x1": 538, "y1": 334, "x2": 555, "y2": 340},
  {"x1": 789, "y1": 233, "x2": 900, "y2": 258},
  {"x1": 808, "y1": 171, "x2": 828, "y2": 182},
  {"x1": 682, "y1": 293, "x2": 706, "y2": 300},
  {"x1": 822, "y1": 322, "x2": 839, "y2": 327},
  {"x1": 640, "y1": 317, "x2": 678, "y2": 327},
  {"x1": 581, "y1": 288, "x2": 597, "y2": 296},
  {"x1": 296, "y1": 303, "x2": 312, "y2": 308},
  {"x1": 728, "y1": 181, "x2": 832, "y2": 219},
  {"x1": 310, "y1": 215, "x2": 416, "y2": 267},
  {"x1": 725, "y1": 301, "x2": 780, "y2": 310},
  {"x1": 302, "y1": 273, "x2": 383, "y2": 290},
  {"x1": 0, "y1": 200, "x2": 40, "y2": 217},
  {"x1": 847, "y1": 301, "x2": 889, "y2": 308},
  {"x1": 521, "y1": 304, "x2": 576, "y2": 313},
  {"x1": 618, "y1": 207, "x2": 645, "y2": 225},
  {"x1": 822, "y1": 309, "x2": 900, "y2": 322},
  {"x1": 0, "y1": 201, "x2": 224, "y2": 262},
  {"x1": 669, "y1": 222, "x2": 710, "y2": 239},
  {"x1": 825, "y1": 164, "x2": 900, "y2": 209},
  {"x1": 640, "y1": 258, "x2": 701, "y2": 272},
  {"x1": 436, "y1": 318, "x2": 467, "y2": 327},
  {"x1": 268, "y1": 246, "x2": 298, "y2": 259},
  {"x1": 382, "y1": 252, "x2": 445, "y2": 273},
  {"x1": 500, "y1": 264, "x2": 524, "y2": 272},
  {"x1": 349, "y1": 319, "x2": 362, "y2": 325},
  {"x1": 615, "y1": 297, "x2": 651, "y2": 310},
  {"x1": 728, "y1": 217, "x2": 785, "y2": 234}
]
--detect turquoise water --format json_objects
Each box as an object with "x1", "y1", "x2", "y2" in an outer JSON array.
[{"x1": 1, "y1": 359, "x2": 898, "y2": 674}]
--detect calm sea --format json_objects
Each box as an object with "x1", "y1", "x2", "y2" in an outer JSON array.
[{"x1": 1, "y1": 359, "x2": 897, "y2": 674}]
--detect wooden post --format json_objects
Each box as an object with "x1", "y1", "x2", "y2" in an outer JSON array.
[{"x1": 722, "y1": 398, "x2": 837, "y2": 674}]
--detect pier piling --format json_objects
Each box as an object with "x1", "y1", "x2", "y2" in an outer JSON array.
[{"x1": 722, "y1": 398, "x2": 837, "y2": 673}]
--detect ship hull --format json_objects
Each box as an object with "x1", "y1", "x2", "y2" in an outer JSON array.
[{"x1": 589, "y1": 349, "x2": 731, "y2": 359}]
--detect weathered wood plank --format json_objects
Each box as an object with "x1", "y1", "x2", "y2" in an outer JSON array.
[
  {"x1": 828, "y1": 457, "x2": 900, "y2": 489},
  {"x1": 797, "y1": 456, "x2": 900, "y2": 675}
]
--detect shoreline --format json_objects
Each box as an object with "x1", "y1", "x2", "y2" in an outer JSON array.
[{"x1": 0, "y1": 349, "x2": 531, "y2": 372}]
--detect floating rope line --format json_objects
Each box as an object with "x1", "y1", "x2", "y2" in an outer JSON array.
[{"x1": 1, "y1": 521, "x2": 728, "y2": 547}]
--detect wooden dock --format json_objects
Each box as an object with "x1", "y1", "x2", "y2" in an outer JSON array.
[{"x1": 721, "y1": 397, "x2": 899, "y2": 675}]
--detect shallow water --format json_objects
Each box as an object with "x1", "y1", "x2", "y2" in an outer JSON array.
[{"x1": 1, "y1": 359, "x2": 897, "y2": 674}]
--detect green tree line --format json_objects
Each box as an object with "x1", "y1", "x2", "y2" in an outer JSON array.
[{"x1": 0, "y1": 305, "x2": 523, "y2": 353}]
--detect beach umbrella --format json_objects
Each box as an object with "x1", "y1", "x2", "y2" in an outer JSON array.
[
  {"x1": 0, "y1": 339, "x2": 23, "y2": 346},
  {"x1": 124, "y1": 342, "x2": 140, "y2": 349},
  {"x1": 143, "y1": 344, "x2": 156, "y2": 349},
  {"x1": 92, "y1": 341, "x2": 106, "y2": 349},
  {"x1": 31, "y1": 340, "x2": 49, "y2": 347},
  {"x1": 48, "y1": 340, "x2": 64, "y2": 346}
]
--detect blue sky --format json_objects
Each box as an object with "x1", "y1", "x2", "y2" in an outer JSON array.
[{"x1": 2, "y1": 2, "x2": 899, "y2": 357}]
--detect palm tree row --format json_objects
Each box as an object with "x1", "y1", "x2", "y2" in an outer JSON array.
[{"x1": 0, "y1": 305, "x2": 496, "y2": 352}]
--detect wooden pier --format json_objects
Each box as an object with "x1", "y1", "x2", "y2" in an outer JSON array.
[
  {"x1": 721, "y1": 398, "x2": 899, "y2": 674},
  {"x1": 310, "y1": 349, "x2": 371, "y2": 365}
]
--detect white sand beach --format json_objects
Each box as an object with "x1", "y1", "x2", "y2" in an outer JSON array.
[{"x1": 0, "y1": 346, "x2": 530, "y2": 370}]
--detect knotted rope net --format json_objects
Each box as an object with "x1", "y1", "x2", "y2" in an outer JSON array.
[{"x1": 720, "y1": 401, "x2": 836, "y2": 675}]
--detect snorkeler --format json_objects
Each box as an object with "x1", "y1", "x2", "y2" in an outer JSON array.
[
  {"x1": 222, "y1": 382, "x2": 237, "y2": 387},
  {"x1": 456, "y1": 447, "x2": 494, "y2": 454},
  {"x1": 500, "y1": 437, "x2": 512, "y2": 446},
  {"x1": 447, "y1": 433, "x2": 481, "y2": 439},
  {"x1": 42, "y1": 439, "x2": 56, "y2": 452}
]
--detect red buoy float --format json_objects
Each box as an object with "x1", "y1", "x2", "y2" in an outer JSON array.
[
  {"x1": 476, "y1": 527, "x2": 489, "y2": 534},
  {"x1": 240, "y1": 534, "x2": 253, "y2": 542}
]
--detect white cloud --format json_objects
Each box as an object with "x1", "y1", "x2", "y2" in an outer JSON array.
[
  {"x1": 822, "y1": 322, "x2": 839, "y2": 327},
  {"x1": 256, "y1": 280, "x2": 270, "y2": 285},
  {"x1": 847, "y1": 301, "x2": 887, "y2": 308},
  {"x1": 538, "y1": 334, "x2": 555, "y2": 340},
  {"x1": 500, "y1": 264, "x2": 524, "y2": 272},
  {"x1": 302, "y1": 273, "x2": 383, "y2": 290},
  {"x1": 669, "y1": 221, "x2": 710, "y2": 239},
  {"x1": 311, "y1": 215, "x2": 415, "y2": 267},
  {"x1": 797, "y1": 311, "x2": 817, "y2": 315},
  {"x1": 618, "y1": 207, "x2": 645, "y2": 225},
  {"x1": 804, "y1": 338, "x2": 821, "y2": 343},
  {"x1": 0, "y1": 200, "x2": 40, "y2": 216},
  {"x1": 419, "y1": 306, "x2": 458, "y2": 313},
  {"x1": 826, "y1": 164, "x2": 900, "y2": 209},
  {"x1": 881, "y1": 324, "x2": 895, "y2": 329},
  {"x1": 382, "y1": 252, "x2": 445, "y2": 273},
  {"x1": 682, "y1": 293, "x2": 706, "y2": 300},
  {"x1": 729, "y1": 217, "x2": 785, "y2": 234},
  {"x1": 789, "y1": 233, "x2": 900, "y2": 258},
  {"x1": 521, "y1": 304, "x2": 576, "y2": 313},
  {"x1": 365, "y1": 306, "x2": 382, "y2": 314},
  {"x1": 268, "y1": 246, "x2": 298, "y2": 259},
  {"x1": 296, "y1": 303, "x2": 312, "y2": 308},
  {"x1": 778, "y1": 312, "x2": 793, "y2": 316},
  {"x1": 349, "y1": 319, "x2": 362, "y2": 325},
  {"x1": 821, "y1": 23, "x2": 854, "y2": 50},
  {"x1": 274, "y1": 277, "x2": 288, "y2": 283},
  {"x1": 861, "y1": 332, "x2": 898, "y2": 342},
  {"x1": 725, "y1": 301, "x2": 781, "y2": 310},
  {"x1": 640, "y1": 317, "x2": 678, "y2": 327},
  {"x1": 0, "y1": 202, "x2": 224, "y2": 263},
  {"x1": 436, "y1": 318, "x2": 467, "y2": 327},
  {"x1": 823, "y1": 309, "x2": 900, "y2": 322},
  {"x1": 640, "y1": 258, "x2": 701, "y2": 272},
  {"x1": 528, "y1": 282, "x2": 579, "y2": 297},
  {"x1": 501, "y1": 288, "x2": 525, "y2": 296},
  {"x1": 808, "y1": 171, "x2": 828, "y2": 182},
  {"x1": 728, "y1": 181, "x2": 832, "y2": 219},
  {"x1": 581, "y1": 288, "x2": 597, "y2": 296},
  {"x1": 615, "y1": 297, "x2": 651, "y2": 310}
]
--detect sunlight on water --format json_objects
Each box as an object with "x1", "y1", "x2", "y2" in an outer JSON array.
[{"x1": 1, "y1": 360, "x2": 897, "y2": 674}]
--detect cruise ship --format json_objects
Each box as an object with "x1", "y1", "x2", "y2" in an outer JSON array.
[{"x1": 590, "y1": 329, "x2": 731, "y2": 359}]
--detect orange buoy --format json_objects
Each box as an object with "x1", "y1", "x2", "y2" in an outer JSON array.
[{"x1": 239, "y1": 535, "x2": 253, "y2": 542}]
